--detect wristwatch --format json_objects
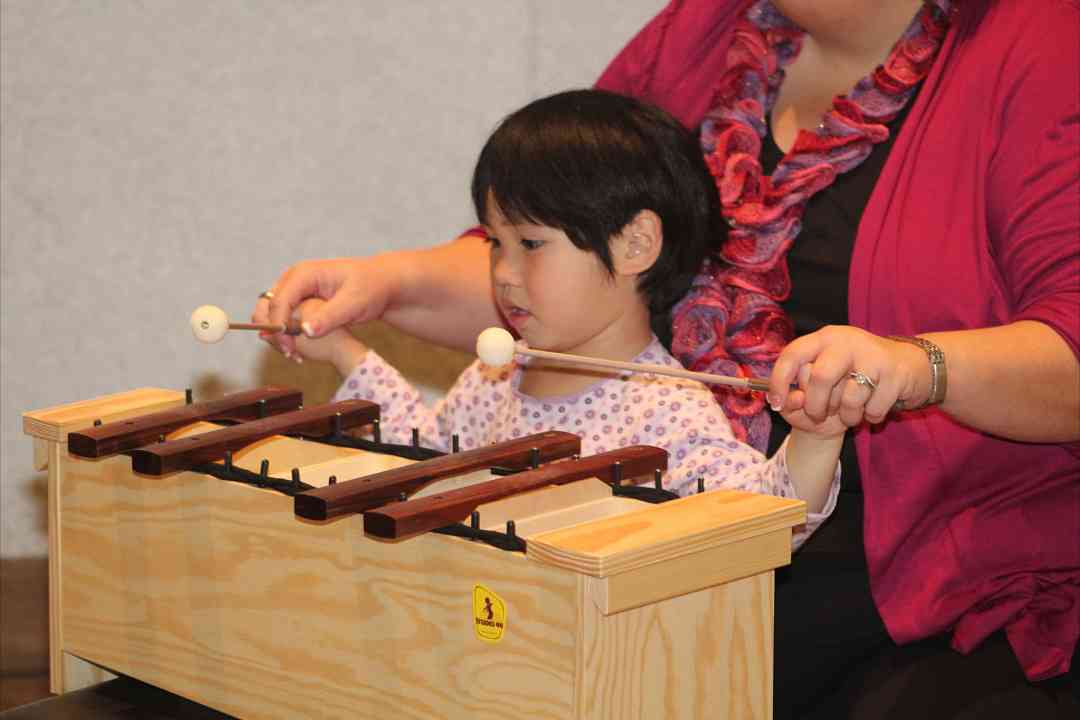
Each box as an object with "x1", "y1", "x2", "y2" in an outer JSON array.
[{"x1": 888, "y1": 335, "x2": 947, "y2": 410}]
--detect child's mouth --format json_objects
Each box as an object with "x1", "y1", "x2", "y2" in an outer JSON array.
[{"x1": 503, "y1": 305, "x2": 531, "y2": 328}]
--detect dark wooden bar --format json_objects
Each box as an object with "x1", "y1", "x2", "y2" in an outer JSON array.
[
  {"x1": 293, "y1": 431, "x2": 582, "y2": 521},
  {"x1": 67, "y1": 387, "x2": 303, "y2": 458},
  {"x1": 128, "y1": 400, "x2": 379, "y2": 475},
  {"x1": 363, "y1": 445, "x2": 668, "y2": 539}
]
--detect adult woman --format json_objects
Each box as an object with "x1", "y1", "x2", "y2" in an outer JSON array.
[{"x1": 256, "y1": 0, "x2": 1079, "y2": 715}]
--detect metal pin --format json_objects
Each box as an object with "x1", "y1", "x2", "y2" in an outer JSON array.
[
  {"x1": 328, "y1": 475, "x2": 337, "y2": 486},
  {"x1": 257, "y1": 399, "x2": 267, "y2": 419},
  {"x1": 158, "y1": 434, "x2": 166, "y2": 443},
  {"x1": 185, "y1": 388, "x2": 193, "y2": 405},
  {"x1": 399, "y1": 492, "x2": 408, "y2": 502},
  {"x1": 506, "y1": 520, "x2": 516, "y2": 540},
  {"x1": 452, "y1": 434, "x2": 460, "y2": 453},
  {"x1": 698, "y1": 477, "x2": 705, "y2": 494},
  {"x1": 470, "y1": 510, "x2": 480, "y2": 540},
  {"x1": 224, "y1": 450, "x2": 233, "y2": 473},
  {"x1": 93, "y1": 419, "x2": 102, "y2": 427},
  {"x1": 372, "y1": 418, "x2": 382, "y2": 444},
  {"x1": 612, "y1": 461, "x2": 623, "y2": 485},
  {"x1": 411, "y1": 428, "x2": 420, "y2": 448},
  {"x1": 332, "y1": 412, "x2": 343, "y2": 438},
  {"x1": 654, "y1": 468, "x2": 662, "y2": 490},
  {"x1": 259, "y1": 459, "x2": 270, "y2": 482},
  {"x1": 530, "y1": 447, "x2": 540, "y2": 469},
  {"x1": 291, "y1": 468, "x2": 301, "y2": 491}
]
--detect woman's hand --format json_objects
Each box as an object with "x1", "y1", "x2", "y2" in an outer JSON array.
[
  {"x1": 252, "y1": 233, "x2": 501, "y2": 359},
  {"x1": 769, "y1": 326, "x2": 929, "y2": 429},
  {"x1": 769, "y1": 322, "x2": 1080, "y2": 442},
  {"x1": 252, "y1": 255, "x2": 407, "y2": 360}
]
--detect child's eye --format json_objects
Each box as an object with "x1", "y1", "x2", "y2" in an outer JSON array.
[
  {"x1": 521, "y1": 238, "x2": 544, "y2": 250},
  {"x1": 484, "y1": 235, "x2": 501, "y2": 248}
]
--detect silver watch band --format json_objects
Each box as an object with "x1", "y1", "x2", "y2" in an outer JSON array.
[{"x1": 888, "y1": 335, "x2": 947, "y2": 410}]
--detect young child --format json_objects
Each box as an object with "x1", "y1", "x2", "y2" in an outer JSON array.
[{"x1": 294, "y1": 89, "x2": 841, "y2": 547}]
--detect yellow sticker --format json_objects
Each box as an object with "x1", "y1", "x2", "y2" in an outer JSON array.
[{"x1": 472, "y1": 584, "x2": 507, "y2": 643}]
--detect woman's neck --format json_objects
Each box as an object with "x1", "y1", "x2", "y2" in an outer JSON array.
[
  {"x1": 774, "y1": 0, "x2": 923, "y2": 68},
  {"x1": 769, "y1": 0, "x2": 924, "y2": 150}
]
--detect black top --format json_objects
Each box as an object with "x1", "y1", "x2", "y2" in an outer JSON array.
[{"x1": 762, "y1": 98, "x2": 918, "y2": 495}]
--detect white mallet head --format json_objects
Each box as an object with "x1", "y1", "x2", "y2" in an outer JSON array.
[
  {"x1": 190, "y1": 305, "x2": 229, "y2": 344},
  {"x1": 476, "y1": 327, "x2": 517, "y2": 367}
]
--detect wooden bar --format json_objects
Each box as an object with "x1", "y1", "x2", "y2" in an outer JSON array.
[
  {"x1": 294, "y1": 430, "x2": 581, "y2": 520},
  {"x1": 67, "y1": 386, "x2": 303, "y2": 458},
  {"x1": 129, "y1": 399, "x2": 379, "y2": 475},
  {"x1": 364, "y1": 445, "x2": 667, "y2": 539}
]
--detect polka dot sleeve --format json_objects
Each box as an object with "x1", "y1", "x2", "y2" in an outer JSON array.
[
  {"x1": 332, "y1": 352, "x2": 508, "y2": 453},
  {"x1": 332, "y1": 349, "x2": 450, "y2": 451}
]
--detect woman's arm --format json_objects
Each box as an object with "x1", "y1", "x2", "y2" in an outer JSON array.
[
  {"x1": 769, "y1": 321, "x2": 1080, "y2": 443},
  {"x1": 255, "y1": 233, "x2": 500, "y2": 358}
]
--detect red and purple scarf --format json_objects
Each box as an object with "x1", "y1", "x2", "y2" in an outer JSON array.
[{"x1": 671, "y1": 0, "x2": 951, "y2": 449}]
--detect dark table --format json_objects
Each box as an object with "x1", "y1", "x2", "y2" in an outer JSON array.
[{"x1": 0, "y1": 677, "x2": 234, "y2": 720}]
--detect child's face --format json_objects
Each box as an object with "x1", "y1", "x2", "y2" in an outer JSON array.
[{"x1": 485, "y1": 199, "x2": 643, "y2": 359}]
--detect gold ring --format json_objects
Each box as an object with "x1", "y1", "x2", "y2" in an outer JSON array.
[
  {"x1": 848, "y1": 371, "x2": 878, "y2": 391},
  {"x1": 258, "y1": 290, "x2": 275, "y2": 301}
]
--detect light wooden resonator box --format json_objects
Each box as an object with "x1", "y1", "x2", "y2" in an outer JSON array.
[{"x1": 24, "y1": 387, "x2": 805, "y2": 719}]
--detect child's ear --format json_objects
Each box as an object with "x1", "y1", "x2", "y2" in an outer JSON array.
[{"x1": 613, "y1": 210, "x2": 662, "y2": 276}]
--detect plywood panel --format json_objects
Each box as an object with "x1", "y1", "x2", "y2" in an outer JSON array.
[
  {"x1": 587, "y1": 529, "x2": 789, "y2": 615},
  {"x1": 576, "y1": 574, "x2": 773, "y2": 720},
  {"x1": 26, "y1": 388, "x2": 187, "y2": 693},
  {"x1": 529, "y1": 490, "x2": 805, "y2": 577},
  {"x1": 59, "y1": 446, "x2": 580, "y2": 720}
]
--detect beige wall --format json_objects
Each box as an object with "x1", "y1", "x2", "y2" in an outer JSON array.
[{"x1": 1, "y1": 0, "x2": 666, "y2": 558}]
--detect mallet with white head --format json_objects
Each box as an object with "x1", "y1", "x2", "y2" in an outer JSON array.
[
  {"x1": 475, "y1": 327, "x2": 770, "y2": 392},
  {"x1": 190, "y1": 305, "x2": 303, "y2": 344}
]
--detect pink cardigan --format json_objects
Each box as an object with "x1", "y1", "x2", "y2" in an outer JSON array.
[{"x1": 598, "y1": 0, "x2": 1080, "y2": 680}]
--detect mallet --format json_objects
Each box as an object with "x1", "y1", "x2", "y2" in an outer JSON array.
[
  {"x1": 190, "y1": 305, "x2": 303, "y2": 344},
  {"x1": 475, "y1": 327, "x2": 770, "y2": 393}
]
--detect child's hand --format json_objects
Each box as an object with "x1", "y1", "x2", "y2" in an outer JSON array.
[
  {"x1": 781, "y1": 396, "x2": 848, "y2": 438},
  {"x1": 291, "y1": 298, "x2": 368, "y2": 376}
]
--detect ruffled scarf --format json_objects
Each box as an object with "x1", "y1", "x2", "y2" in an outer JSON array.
[{"x1": 671, "y1": 0, "x2": 951, "y2": 449}]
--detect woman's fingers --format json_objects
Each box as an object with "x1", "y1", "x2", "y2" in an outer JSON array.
[
  {"x1": 837, "y1": 374, "x2": 875, "y2": 427},
  {"x1": 253, "y1": 263, "x2": 328, "y2": 357},
  {"x1": 771, "y1": 325, "x2": 917, "y2": 428},
  {"x1": 799, "y1": 350, "x2": 854, "y2": 422}
]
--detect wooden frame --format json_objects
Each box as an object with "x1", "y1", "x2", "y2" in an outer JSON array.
[{"x1": 24, "y1": 388, "x2": 805, "y2": 719}]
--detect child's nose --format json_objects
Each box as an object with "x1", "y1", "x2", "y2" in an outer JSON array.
[{"x1": 491, "y1": 252, "x2": 521, "y2": 288}]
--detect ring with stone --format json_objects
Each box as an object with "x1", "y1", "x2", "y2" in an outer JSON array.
[
  {"x1": 848, "y1": 370, "x2": 878, "y2": 391},
  {"x1": 258, "y1": 290, "x2": 275, "y2": 301}
]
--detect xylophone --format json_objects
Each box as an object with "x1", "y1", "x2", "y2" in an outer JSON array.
[{"x1": 24, "y1": 386, "x2": 805, "y2": 720}]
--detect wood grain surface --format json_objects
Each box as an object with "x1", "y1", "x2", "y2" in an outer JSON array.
[{"x1": 527, "y1": 489, "x2": 806, "y2": 577}]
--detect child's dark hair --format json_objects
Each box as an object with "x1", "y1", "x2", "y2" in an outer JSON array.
[{"x1": 471, "y1": 89, "x2": 722, "y2": 346}]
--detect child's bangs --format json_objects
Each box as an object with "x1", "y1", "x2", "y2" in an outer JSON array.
[{"x1": 475, "y1": 140, "x2": 579, "y2": 232}]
